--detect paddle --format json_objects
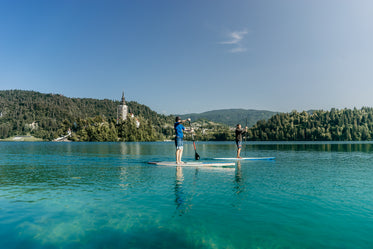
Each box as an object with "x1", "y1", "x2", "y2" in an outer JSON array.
[
  {"x1": 189, "y1": 121, "x2": 200, "y2": 160},
  {"x1": 244, "y1": 118, "x2": 247, "y2": 156}
]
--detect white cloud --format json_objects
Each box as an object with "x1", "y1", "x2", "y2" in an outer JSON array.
[
  {"x1": 220, "y1": 30, "x2": 248, "y2": 53},
  {"x1": 230, "y1": 47, "x2": 247, "y2": 53},
  {"x1": 221, "y1": 30, "x2": 248, "y2": 44}
]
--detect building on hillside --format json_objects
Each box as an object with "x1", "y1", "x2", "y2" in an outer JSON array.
[
  {"x1": 135, "y1": 118, "x2": 140, "y2": 128},
  {"x1": 117, "y1": 91, "x2": 128, "y2": 123},
  {"x1": 25, "y1": 121, "x2": 38, "y2": 130}
]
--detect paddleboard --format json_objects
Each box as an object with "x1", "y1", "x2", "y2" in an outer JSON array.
[
  {"x1": 213, "y1": 157, "x2": 275, "y2": 160},
  {"x1": 148, "y1": 161, "x2": 236, "y2": 167}
]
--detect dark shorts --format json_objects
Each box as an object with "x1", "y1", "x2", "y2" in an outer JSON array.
[
  {"x1": 175, "y1": 136, "x2": 183, "y2": 150},
  {"x1": 236, "y1": 140, "x2": 242, "y2": 148}
]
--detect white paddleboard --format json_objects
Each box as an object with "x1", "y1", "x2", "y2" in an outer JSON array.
[
  {"x1": 148, "y1": 161, "x2": 235, "y2": 167},
  {"x1": 214, "y1": 157, "x2": 275, "y2": 161}
]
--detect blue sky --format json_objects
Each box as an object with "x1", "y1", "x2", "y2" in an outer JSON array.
[{"x1": 1, "y1": 0, "x2": 373, "y2": 114}]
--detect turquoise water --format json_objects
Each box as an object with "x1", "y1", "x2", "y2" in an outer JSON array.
[{"x1": 1, "y1": 141, "x2": 373, "y2": 249}]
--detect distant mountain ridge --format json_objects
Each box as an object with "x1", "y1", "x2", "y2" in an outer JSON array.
[{"x1": 179, "y1": 109, "x2": 278, "y2": 127}]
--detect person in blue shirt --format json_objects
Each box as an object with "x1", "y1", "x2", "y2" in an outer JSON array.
[{"x1": 174, "y1": 116, "x2": 192, "y2": 164}]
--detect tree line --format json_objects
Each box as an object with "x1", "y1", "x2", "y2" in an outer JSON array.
[
  {"x1": 0, "y1": 90, "x2": 230, "y2": 141},
  {"x1": 247, "y1": 108, "x2": 373, "y2": 141},
  {"x1": 0, "y1": 90, "x2": 174, "y2": 141},
  {"x1": 3, "y1": 90, "x2": 373, "y2": 142}
]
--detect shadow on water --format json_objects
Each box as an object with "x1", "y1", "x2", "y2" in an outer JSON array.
[
  {"x1": 85, "y1": 227, "x2": 208, "y2": 249},
  {"x1": 0, "y1": 226, "x2": 207, "y2": 249}
]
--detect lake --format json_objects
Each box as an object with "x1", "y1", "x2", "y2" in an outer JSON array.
[{"x1": 1, "y1": 141, "x2": 373, "y2": 249}]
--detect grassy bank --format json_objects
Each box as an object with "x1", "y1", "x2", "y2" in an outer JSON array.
[{"x1": 0, "y1": 136, "x2": 44, "y2": 142}]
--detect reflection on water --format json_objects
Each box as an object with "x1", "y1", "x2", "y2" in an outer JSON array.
[
  {"x1": 174, "y1": 166, "x2": 200, "y2": 217},
  {"x1": 234, "y1": 161, "x2": 244, "y2": 195},
  {"x1": 245, "y1": 141, "x2": 373, "y2": 153},
  {"x1": 174, "y1": 166, "x2": 185, "y2": 214}
]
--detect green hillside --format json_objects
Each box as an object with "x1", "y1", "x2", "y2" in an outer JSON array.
[
  {"x1": 0, "y1": 90, "x2": 174, "y2": 141},
  {"x1": 179, "y1": 109, "x2": 277, "y2": 127},
  {"x1": 0, "y1": 90, "x2": 233, "y2": 142},
  {"x1": 3, "y1": 90, "x2": 371, "y2": 142},
  {"x1": 248, "y1": 108, "x2": 373, "y2": 141}
]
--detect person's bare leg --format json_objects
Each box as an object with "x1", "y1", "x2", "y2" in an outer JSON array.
[
  {"x1": 179, "y1": 149, "x2": 184, "y2": 164},
  {"x1": 176, "y1": 149, "x2": 184, "y2": 164},
  {"x1": 237, "y1": 148, "x2": 242, "y2": 158}
]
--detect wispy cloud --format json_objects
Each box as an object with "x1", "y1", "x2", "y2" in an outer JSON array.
[
  {"x1": 230, "y1": 47, "x2": 247, "y2": 53},
  {"x1": 220, "y1": 30, "x2": 248, "y2": 44},
  {"x1": 220, "y1": 30, "x2": 248, "y2": 53}
]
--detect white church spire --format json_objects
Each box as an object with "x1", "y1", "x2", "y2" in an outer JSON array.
[{"x1": 117, "y1": 91, "x2": 128, "y2": 123}]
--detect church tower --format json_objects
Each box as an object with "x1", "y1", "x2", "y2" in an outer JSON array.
[{"x1": 117, "y1": 91, "x2": 128, "y2": 123}]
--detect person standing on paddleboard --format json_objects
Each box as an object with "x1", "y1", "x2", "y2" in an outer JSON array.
[
  {"x1": 174, "y1": 116, "x2": 192, "y2": 164},
  {"x1": 235, "y1": 124, "x2": 248, "y2": 158}
]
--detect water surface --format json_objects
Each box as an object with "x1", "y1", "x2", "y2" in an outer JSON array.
[{"x1": 1, "y1": 141, "x2": 373, "y2": 249}]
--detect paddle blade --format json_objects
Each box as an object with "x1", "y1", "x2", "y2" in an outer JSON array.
[{"x1": 192, "y1": 141, "x2": 200, "y2": 160}]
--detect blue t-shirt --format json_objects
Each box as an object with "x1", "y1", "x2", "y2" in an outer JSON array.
[{"x1": 174, "y1": 122, "x2": 185, "y2": 138}]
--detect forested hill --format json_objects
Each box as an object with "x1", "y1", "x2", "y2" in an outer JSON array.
[
  {"x1": 3, "y1": 90, "x2": 373, "y2": 142},
  {"x1": 0, "y1": 90, "x2": 170, "y2": 123},
  {"x1": 0, "y1": 90, "x2": 174, "y2": 140},
  {"x1": 179, "y1": 109, "x2": 277, "y2": 127},
  {"x1": 248, "y1": 108, "x2": 373, "y2": 141}
]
